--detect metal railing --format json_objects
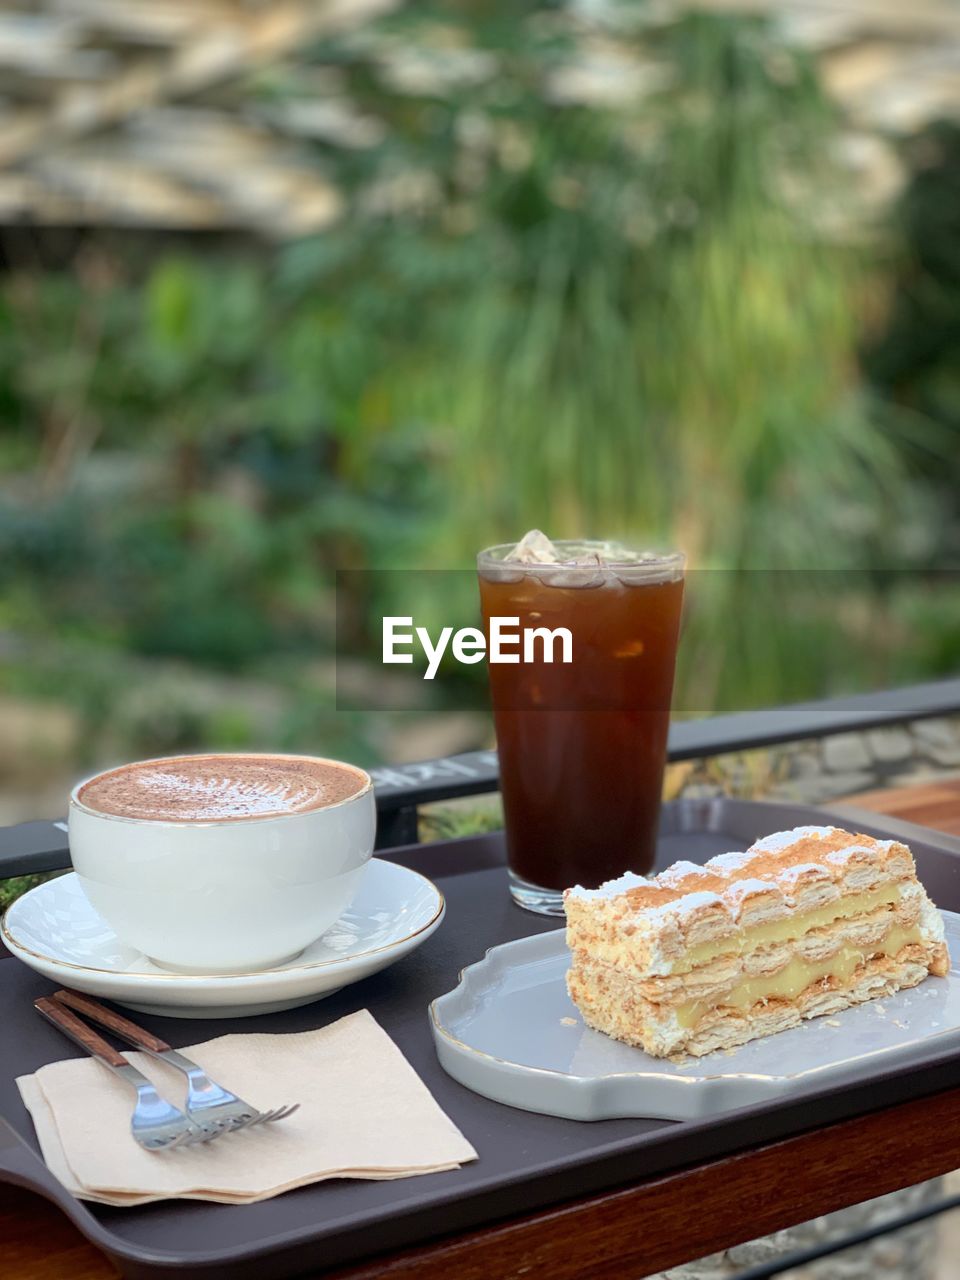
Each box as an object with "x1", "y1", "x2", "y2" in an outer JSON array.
[{"x1": 2, "y1": 676, "x2": 960, "y2": 875}]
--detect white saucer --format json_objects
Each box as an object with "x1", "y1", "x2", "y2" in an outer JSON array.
[{"x1": 2, "y1": 859, "x2": 444, "y2": 1018}]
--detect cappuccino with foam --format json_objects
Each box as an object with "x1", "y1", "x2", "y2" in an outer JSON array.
[{"x1": 77, "y1": 753, "x2": 368, "y2": 823}]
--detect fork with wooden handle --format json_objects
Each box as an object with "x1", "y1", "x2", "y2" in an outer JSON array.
[
  {"x1": 34, "y1": 997, "x2": 212, "y2": 1152},
  {"x1": 51, "y1": 989, "x2": 300, "y2": 1133}
]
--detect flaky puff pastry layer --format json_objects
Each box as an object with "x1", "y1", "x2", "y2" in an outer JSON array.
[
  {"x1": 562, "y1": 826, "x2": 949, "y2": 1058},
  {"x1": 567, "y1": 940, "x2": 937, "y2": 1058}
]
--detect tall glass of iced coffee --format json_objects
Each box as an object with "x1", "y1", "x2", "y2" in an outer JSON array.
[{"x1": 478, "y1": 532, "x2": 685, "y2": 914}]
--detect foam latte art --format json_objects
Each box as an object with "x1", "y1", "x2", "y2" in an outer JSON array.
[
  {"x1": 77, "y1": 753, "x2": 367, "y2": 823},
  {"x1": 133, "y1": 771, "x2": 323, "y2": 819}
]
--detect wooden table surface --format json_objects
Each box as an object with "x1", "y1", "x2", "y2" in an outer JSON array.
[{"x1": 3, "y1": 776, "x2": 960, "y2": 1280}]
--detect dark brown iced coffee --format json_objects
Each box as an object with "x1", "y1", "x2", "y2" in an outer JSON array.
[{"x1": 478, "y1": 533, "x2": 684, "y2": 914}]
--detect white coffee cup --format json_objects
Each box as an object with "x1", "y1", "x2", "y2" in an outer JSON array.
[{"x1": 68, "y1": 753, "x2": 376, "y2": 973}]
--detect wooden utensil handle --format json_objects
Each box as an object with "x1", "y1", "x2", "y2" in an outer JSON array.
[
  {"x1": 34, "y1": 997, "x2": 128, "y2": 1069},
  {"x1": 52, "y1": 989, "x2": 171, "y2": 1054}
]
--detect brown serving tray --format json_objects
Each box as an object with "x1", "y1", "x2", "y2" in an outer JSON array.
[{"x1": 2, "y1": 797, "x2": 960, "y2": 1280}]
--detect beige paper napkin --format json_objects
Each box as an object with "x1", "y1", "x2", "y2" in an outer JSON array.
[{"x1": 17, "y1": 1009, "x2": 476, "y2": 1206}]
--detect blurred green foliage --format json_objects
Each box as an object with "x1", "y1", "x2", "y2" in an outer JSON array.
[
  {"x1": 0, "y1": 5, "x2": 957, "y2": 773},
  {"x1": 864, "y1": 119, "x2": 960, "y2": 561},
  {"x1": 0, "y1": 873, "x2": 60, "y2": 913}
]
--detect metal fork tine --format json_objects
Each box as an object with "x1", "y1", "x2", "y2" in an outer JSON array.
[
  {"x1": 235, "y1": 1111, "x2": 270, "y2": 1130},
  {"x1": 224, "y1": 1104, "x2": 297, "y2": 1132},
  {"x1": 165, "y1": 1128, "x2": 194, "y2": 1149},
  {"x1": 224, "y1": 1115, "x2": 260, "y2": 1133},
  {"x1": 255, "y1": 1104, "x2": 299, "y2": 1125},
  {"x1": 184, "y1": 1121, "x2": 232, "y2": 1146}
]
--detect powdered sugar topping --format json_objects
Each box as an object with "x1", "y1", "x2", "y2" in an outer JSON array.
[
  {"x1": 723, "y1": 877, "x2": 781, "y2": 906},
  {"x1": 750, "y1": 826, "x2": 836, "y2": 853},
  {"x1": 644, "y1": 890, "x2": 727, "y2": 924},
  {"x1": 566, "y1": 870, "x2": 651, "y2": 902},
  {"x1": 564, "y1": 828, "x2": 907, "y2": 923},
  {"x1": 825, "y1": 843, "x2": 881, "y2": 867},
  {"x1": 778, "y1": 861, "x2": 833, "y2": 884},
  {"x1": 656, "y1": 861, "x2": 716, "y2": 888},
  {"x1": 706, "y1": 851, "x2": 755, "y2": 874}
]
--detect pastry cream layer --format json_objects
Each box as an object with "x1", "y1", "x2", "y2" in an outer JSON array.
[
  {"x1": 674, "y1": 883, "x2": 903, "y2": 973},
  {"x1": 674, "y1": 924, "x2": 922, "y2": 1028}
]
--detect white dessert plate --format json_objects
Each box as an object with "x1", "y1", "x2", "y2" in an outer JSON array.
[
  {"x1": 2, "y1": 859, "x2": 444, "y2": 1018},
  {"x1": 431, "y1": 912, "x2": 960, "y2": 1121}
]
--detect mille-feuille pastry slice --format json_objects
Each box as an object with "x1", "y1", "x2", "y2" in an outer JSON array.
[{"x1": 564, "y1": 826, "x2": 949, "y2": 1058}]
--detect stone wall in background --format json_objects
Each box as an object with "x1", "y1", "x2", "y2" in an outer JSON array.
[{"x1": 669, "y1": 716, "x2": 960, "y2": 810}]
